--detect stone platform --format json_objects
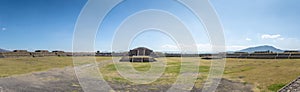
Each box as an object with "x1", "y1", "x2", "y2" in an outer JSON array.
[{"x1": 119, "y1": 56, "x2": 156, "y2": 62}]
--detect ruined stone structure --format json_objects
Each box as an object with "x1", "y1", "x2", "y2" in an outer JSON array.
[
  {"x1": 13, "y1": 50, "x2": 28, "y2": 52},
  {"x1": 0, "y1": 53, "x2": 5, "y2": 58},
  {"x1": 225, "y1": 52, "x2": 300, "y2": 59},
  {"x1": 31, "y1": 50, "x2": 56, "y2": 57},
  {"x1": 52, "y1": 51, "x2": 67, "y2": 57},
  {"x1": 96, "y1": 51, "x2": 110, "y2": 56},
  {"x1": 120, "y1": 47, "x2": 156, "y2": 62},
  {"x1": 72, "y1": 52, "x2": 95, "y2": 56},
  {"x1": 254, "y1": 50, "x2": 273, "y2": 54},
  {"x1": 35, "y1": 50, "x2": 49, "y2": 52},
  {"x1": 129, "y1": 47, "x2": 153, "y2": 56},
  {"x1": 0, "y1": 50, "x2": 70, "y2": 58},
  {"x1": 2, "y1": 50, "x2": 31, "y2": 58},
  {"x1": 0, "y1": 50, "x2": 108, "y2": 58},
  {"x1": 279, "y1": 76, "x2": 300, "y2": 92},
  {"x1": 284, "y1": 50, "x2": 299, "y2": 53},
  {"x1": 1, "y1": 49, "x2": 300, "y2": 59}
]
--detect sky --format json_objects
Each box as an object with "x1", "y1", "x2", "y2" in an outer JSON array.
[{"x1": 0, "y1": 0, "x2": 300, "y2": 52}]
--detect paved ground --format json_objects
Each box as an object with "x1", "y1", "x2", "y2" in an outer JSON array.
[{"x1": 0, "y1": 61, "x2": 254, "y2": 92}]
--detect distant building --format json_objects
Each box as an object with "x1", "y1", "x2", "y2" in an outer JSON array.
[
  {"x1": 31, "y1": 50, "x2": 55, "y2": 57},
  {"x1": 52, "y1": 51, "x2": 65, "y2": 53},
  {"x1": 95, "y1": 51, "x2": 113, "y2": 56},
  {"x1": 52, "y1": 51, "x2": 66, "y2": 56},
  {"x1": 234, "y1": 52, "x2": 248, "y2": 54},
  {"x1": 254, "y1": 50, "x2": 272, "y2": 54},
  {"x1": 4, "y1": 50, "x2": 31, "y2": 58},
  {"x1": 35, "y1": 50, "x2": 49, "y2": 52},
  {"x1": 0, "y1": 52, "x2": 5, "y2": 58},
  {"x1": 129, "y1": 47, "x2": 153, "y2": 56},
  {"x1": 120, "y1": 47, "x2": 156, "y2": 62},
  {"x1": 13, "y1": 50, "x2": 28, "y2": 52},
  {"x1": 96, "y1": 51, "x2": 100, "y2": 54},
  {"x1": 284, "y1": 50, "x2": 299, "y2": 53}
]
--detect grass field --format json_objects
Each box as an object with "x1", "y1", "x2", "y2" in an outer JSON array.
[
  {"x1": 0, "y1": 56, "x2": 112, "y2": 77},
  {"x1": 223, "y1": 58, "x2": 300, "y2": 92},
  {"x1": 100, "y1": 58, "x2": 300, "y2": 92},
  {"x1": 100, "y1": 57, "x2": 210, "y2": 88},
  {"x1": 0, "y1": 57, "x2": 300, "y2": 92}
]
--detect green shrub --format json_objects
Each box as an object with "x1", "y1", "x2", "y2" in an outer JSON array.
[{"x1": 267, "y1": 83, "x2": 286, "y2": 91}]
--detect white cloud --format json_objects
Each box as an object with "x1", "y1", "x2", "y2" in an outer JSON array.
[
  {"x1": 196, "y1": 44, "x2": 249, "y2": 52},
  {"x1": 160, "y1": 44, "x2": 249, "y2": 52},
  {"x1": 246, "y1": 38, "x2": 252, "y2": 41},
  {"x1": 161, "y1": 44, "x2": 178, "y2": 50},
  {"x1": 226, "y1": 45, "x2": 248, "y2": 51},
  {"x1": 196, "y1": 43, "x2": 212, "y2": 52},
  {"x1": 1, "y1": 27, "x2": 6, "y2": 31},
  {"x1": 278, "y1": 38, "x2": 285, "y2": 40},
  {"x1": 161, "y1": 44, "x2": 212, "y2": 53},
  {"x1": 273, "y1": 38, "x2": 300, "y2": 50},
  {"x1": 261, "y1": 34, "x2": 281, "y2": 39}
]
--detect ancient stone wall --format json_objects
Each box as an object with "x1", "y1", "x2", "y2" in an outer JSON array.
[
  {"x1": 0, "y1": 52, "x2": 5, "y2": 58},
  {"x1": 31, "y1": 52, "x2": 57, "y2": 57},
  {"x1": 1, "y1": 50, "x2": 299, "y2": 59},
  {"x1": 1, "y1": 52, "x2": 32, "y2": 58}
]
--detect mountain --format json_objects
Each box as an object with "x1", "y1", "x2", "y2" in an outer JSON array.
[
  {"x1": 0, "y1": 48, "x2": 10, "y2": 52},
  {"x1": 239, "y1": 45, "x2": 284, "y2": 53}
]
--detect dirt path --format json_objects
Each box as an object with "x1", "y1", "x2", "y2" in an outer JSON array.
[
  {"x1": 0, "y1": 66, "x2": 82, "y2": 92},
  {"x1": 0, "y1": 61, "x2": 254, "y2": 92}
]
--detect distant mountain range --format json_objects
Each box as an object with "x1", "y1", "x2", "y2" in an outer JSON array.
[
  {"x1": 0, "y1": 48, "x2": 10, "y2": 52},
  {"x1": 238, "y1": 45, "x2": 284, "y2": 53}
]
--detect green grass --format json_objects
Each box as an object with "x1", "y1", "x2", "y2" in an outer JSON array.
[
  {"x1": 267, "y1": 83, "x2": 286, "y2": 91},
  {"x1": 223, "y1": 58, "x2": 300, "y2": 92},
  {"x1": 0, "y1": 57, "x2": 300, "y2": 92},
  {"x1": 132, "y1": 63, "x2": 152, "y2": 71},
  {"x1": 0, "y1": 56, "x2": 112, "y2": 77},
  {"x1": 100, "y1": 58, "x2": 300, "y2": 92},
  {"x1": 100, "y1": 57, "x2": 209, "y2": 87}
]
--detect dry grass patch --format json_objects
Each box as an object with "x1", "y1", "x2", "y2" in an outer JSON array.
[
  {"x1": 224, "y1": 58, "x2": 300, "y2": 92},
  {"x1": 100, "y1": 58, "x2": 300, "y2": 92},
  {"x1": 100, "y1": 57, "x2": 210, "y2": 88},
  {"x1": 0, "y1": 56, "x2": 112, "y2": 77}
]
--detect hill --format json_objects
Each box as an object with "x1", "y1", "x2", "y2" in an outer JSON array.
[
  {"x1": 239, "y1": 45, "x2": 284, "y2": 53},
  {"x1": 0, "y1": 48, "x2": 10, "y2": 52}
]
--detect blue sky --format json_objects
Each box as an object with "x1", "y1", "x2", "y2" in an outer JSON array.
[{"x1": 0, "y1": 0, "x2": 300, "y2": 52}]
